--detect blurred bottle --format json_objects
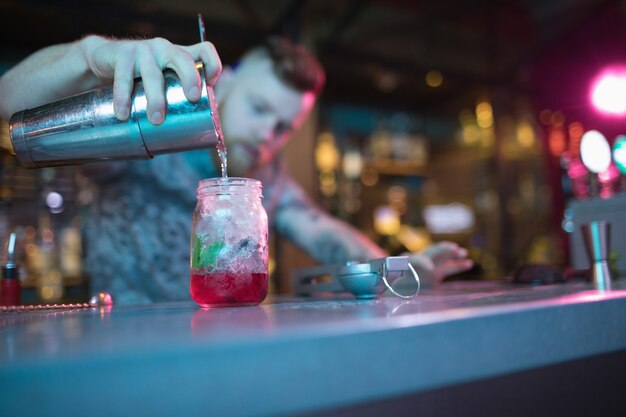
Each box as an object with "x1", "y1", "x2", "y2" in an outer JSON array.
[
  {"x1": 1, "y1": 232, "x2": 21, "y2": 306},
  {"x1": 59, "y1": 217, "x2": 82, "y2": 279},
  {"x1": 22, "y1": 225, "x2": 41, "y2": 280},
  {"x1": 37, "y1": 212, "x2": 63, "y2": 303}
]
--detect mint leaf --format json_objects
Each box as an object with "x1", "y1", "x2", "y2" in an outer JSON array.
[
  {"x1": 192, "y1": 236, "x2": 225, "y2": 269},
  {"x1": 192, "y1": 235, "x2": 204, "y2": 268},
  {"x1": 201, "y1": 241, "x2": 225, "y2": 268}
]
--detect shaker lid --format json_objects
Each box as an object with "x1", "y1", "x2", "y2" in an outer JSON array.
[{"x1": 9, "y1": 111, "x2": 37, "y2": 168}]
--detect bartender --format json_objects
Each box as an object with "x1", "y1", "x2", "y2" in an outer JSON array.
[{"x1": 0, "y1": 35, "x2": 473, "y2": 304}]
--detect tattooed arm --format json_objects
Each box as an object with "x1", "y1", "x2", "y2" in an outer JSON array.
[
  {"x1": 269, "y1": 175, "x2": 385, "y2": 265},
  {"x1": 265, "y1": 168, "x2": 473, "y2": 287}
]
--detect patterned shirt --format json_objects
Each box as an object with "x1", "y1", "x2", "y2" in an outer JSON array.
[{"x1": 82, "y1": 149, "x2": 383, "y2": 305}]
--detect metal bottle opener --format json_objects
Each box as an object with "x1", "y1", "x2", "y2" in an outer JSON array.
[{"x1": 291, "y1": 256, "x2": 420, "y2": 300}]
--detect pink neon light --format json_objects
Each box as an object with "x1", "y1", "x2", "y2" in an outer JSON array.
[{"x1": 590, "y1": 66, "x2": 626, "y2": 116}]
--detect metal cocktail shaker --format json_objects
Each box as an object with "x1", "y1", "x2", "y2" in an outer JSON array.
[{"x1": 9, "y1": 62, "x2": 222, "y2": 168}]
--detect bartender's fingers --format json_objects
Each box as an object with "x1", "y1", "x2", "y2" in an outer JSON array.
[
  {"x1": 149, "y1": 38, "x2": 204, "y2": 103},
  {"x1": 436, "y1": 259, "x2": 474, "y2": 279},
  {"x1": 422, "y1": 241, "x2": 468, "y2": 264},
  {"x1": 408, "y1": 252, "x2": 435, "y2": 270},
  {"x1": 407, "y1": 249, "x2": 473, "y2": 286},
  {"x1": 184, "y1": 41, "x2": 222, "y2": 86},
  {"x1": 407, "y1": 253, "x2": 437, "y2": 288},
  {"x1": 423, "y1": 242, "x2": 473, "y2": 279},
  {"x1": 138, "y1": 49, "x2": 166, "y2": 126},
  {"x1": 85, "y1": 36, "x2": 135, "y2": 120},
  {"x1": 158, "y1": 45, "x2": 202, "y2": 103},
  {"x1": 112, "y1": 50, "x2": 135, "y2": 121}
]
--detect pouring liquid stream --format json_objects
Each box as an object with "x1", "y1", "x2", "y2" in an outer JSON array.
[
  {"x1": 199, "y1": 13, "x2": 228, "y2": 179},
  {"x1": 193, "y1": 14, "x2": 269, "y2": 307},
  {"x1": 217, "y1": 139, "x2": 228, "y2": 178}
]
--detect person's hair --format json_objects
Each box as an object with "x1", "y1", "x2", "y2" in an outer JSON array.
[{"x1": 264, "y1": 37, "x2": 326, "y2": 96}]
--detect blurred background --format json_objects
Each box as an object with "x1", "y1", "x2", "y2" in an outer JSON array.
[{"x1": 1, "y1": 0, "x2": 626, "y2": 301}]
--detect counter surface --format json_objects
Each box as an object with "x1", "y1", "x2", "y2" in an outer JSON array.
[{"x1": 2, "y1": 280, "x2": 626, "y2": 416}]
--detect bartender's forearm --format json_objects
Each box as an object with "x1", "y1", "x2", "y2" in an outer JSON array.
[
  {"x1": 276, "y1": 203, "x2": 386, "y2": 264},
  {"x1": 0, "y1": 36, "x2": 108, "y2": 121}
]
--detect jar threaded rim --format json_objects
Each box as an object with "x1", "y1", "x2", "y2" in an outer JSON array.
[{"x1": 196, "y1": 177, "x2": 263, "y2": 198}]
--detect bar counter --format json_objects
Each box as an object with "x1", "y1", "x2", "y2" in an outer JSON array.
[{"x1": 2, "y1": 279, "x2": 626, "y2": 417}]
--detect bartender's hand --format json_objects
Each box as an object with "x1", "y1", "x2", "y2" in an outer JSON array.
[
  {"x1": 82, "y1": 35, "x2": 222, "y2": 125},
  {"x1": 0, "y1": 35, "x2": 221, "y2": 124},
  {"x1": 406, "y1": 241, "x2": 473, "y2": 288}
]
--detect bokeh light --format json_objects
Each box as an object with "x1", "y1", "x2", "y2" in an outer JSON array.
[
  {"x1": 45, "y1": 191, "x2": 63, "y2": 209},
  {"x1": 425, "y1": 70, "x2": 443, "y2": 87},
  {"x1": 613, "y1": 135, "x2": 626, "y2": 174},
  {"x1": 475, "y1": 100, "x2": 494, "y2": 129},
  {"x1": 568, "y1": 122, "x2": 584, "y2": 157},
  {"x1": 373, "y1": 206, "x2": 400, "y2": 236},
  {"x1": 580, "y1": 130, "x2": 611, "y2": 173},
  {"x1": 590, "y1": 65, "x2": 626, "y2": 116}
]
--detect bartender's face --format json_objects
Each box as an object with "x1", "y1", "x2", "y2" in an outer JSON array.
[{"x1": 216, "y1": 58, "x2": 316, "y2": 176}]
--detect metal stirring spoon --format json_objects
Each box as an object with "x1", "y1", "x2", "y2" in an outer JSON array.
[{"x1": 0, "y1": 292, "x2": 113, "y2": 312}]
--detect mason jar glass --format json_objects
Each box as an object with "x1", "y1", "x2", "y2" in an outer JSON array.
[{"x1": 190, "y1": 177, "x2": 268, "y2": 307}]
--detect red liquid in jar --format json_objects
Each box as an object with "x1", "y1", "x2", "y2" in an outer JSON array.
[{"x1": 190, "y1": 271, "x2": 268, "y2": 307}]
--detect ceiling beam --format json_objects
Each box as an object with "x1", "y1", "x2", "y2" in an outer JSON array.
[
  {"x1": 233, "y1": 0, "x2": 266, "y2": 33},
  {"x1": 270, "y1": 0, "x2": 309, "y2": 41},
  {"x1": 317, "y1": 0, "x2": 370, "y2": 52}
]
